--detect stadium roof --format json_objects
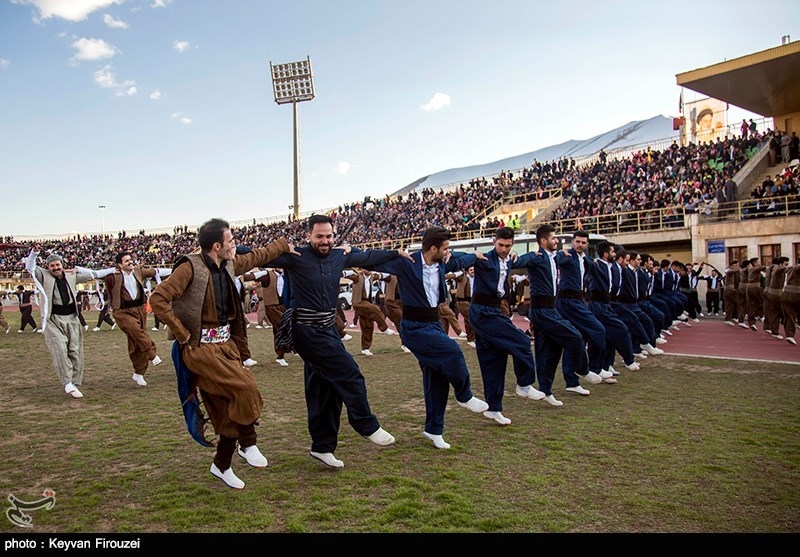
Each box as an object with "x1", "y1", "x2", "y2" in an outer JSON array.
[{"x1": 676, "y1": 39, "x2": 800, "y2": 118}]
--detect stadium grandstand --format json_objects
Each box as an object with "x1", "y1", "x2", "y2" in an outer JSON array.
[{"x1": 2, "y1": 39, "x2": 799, "y2": 310}]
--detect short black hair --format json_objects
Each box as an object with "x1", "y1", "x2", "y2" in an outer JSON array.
[
  {"x1": 422, "y1": 226, "x2": 450, "y2": 252},
  {"x1": 573, "y1": 230, "x2": 589, "y2": 239},
  {"x1": 197, "y1": 218, "x2": 230, "y2": 251},
  {"x1": 495, "y1": 226, "x2": 514, "y2": 241},
  {"x1": 115, "y1": 250, "x2": 131, "y2": 265},
  {"x1": 596, "y1": 241, "x2": 612, "y2": 258},
  {"x1": 536, "y1": 223, "x2": 555, "y2": 244},
  {"x1": 307, "y1": 214, "x2": 333, "y2": 230}
]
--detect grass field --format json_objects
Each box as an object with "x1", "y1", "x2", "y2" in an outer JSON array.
[{"x1": 0, "y1": 309, "x2": 799, "y2": 534}]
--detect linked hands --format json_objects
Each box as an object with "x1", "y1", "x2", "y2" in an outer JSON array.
[{"x1": 397, "y1": 249, "x2": 413, "y2": 261}]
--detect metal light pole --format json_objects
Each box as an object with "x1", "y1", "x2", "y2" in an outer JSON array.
[
  {"x1": 269, "y1": 56, "x2": 315, "y2": 221},
  {"x1": 98, "y1": 205, "x2": 106, "y2": 235}
]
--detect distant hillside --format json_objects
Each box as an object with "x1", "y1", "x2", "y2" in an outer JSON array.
[{"x1": 394, "y1": 114, "x2": 678, "y2": 196}]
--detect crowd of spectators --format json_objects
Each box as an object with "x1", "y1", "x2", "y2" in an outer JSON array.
[{"x1": 1, "y1": 128, "x2": 794, "y2": 276}]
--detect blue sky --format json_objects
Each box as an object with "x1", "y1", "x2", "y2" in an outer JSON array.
[{"x1": 1, "y1": 0, "x2": 795, "y2": 238}]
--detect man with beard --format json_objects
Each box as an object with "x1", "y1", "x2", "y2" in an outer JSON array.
[
  {"x1": 267, "y1": 214, "x2": 411, "y2": 468},
  {"x1": 26, "y1": 245, "x2": 107, "y2": 398},
  {"x1": 366, "y1": 226, "x2": 489, "y2": 449}
]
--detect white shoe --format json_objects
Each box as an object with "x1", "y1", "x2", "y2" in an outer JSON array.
[
  {"x1": 111, "y1": 323, "x2": 116, "y2": 331},
  {"x1": 131, "y1": 373, "x2": 147, "y2": 386},
  {"x1": 599, "y1": 370, "x2": 614, "y2": 380},
  {"x1": 788, "y1": 337, "x2": 797, "y2": 345},
  {"x1": 662, "y1": 329, "x2": 673, "y2": 336},
  {"x1": 656, "y1": 337, "x2": 667, "y2": 345},
  {"x1": 242, "y1": 358, "x2": 257, "y2": 367},
  {"x1": 583, "y1": 371, "x2": 602, "y2": 384},
  {"x1": 608, "y1": 365, "x2": 619, "y2": 376},
  {"x1": 361, "y1": 349, "x2": 374, "y2": 356},
  {"x1": 602, "y1": 376, "x2": 618, "y2": 384},
  {"x1": 401, "y1": 345, "x2": 412, "y2": 353},
  {"x1": 384, "y1": 328, "x2": 397, "y2": 335},
  {"x1": 772, "y1": 334, "x2": 784, "y2": 340},
  {"x1": 255, "y1": 325, "x2": 264, "y2": 329},
  {"x1": 544, "y1": 394, "x2": 563, "y2": 407},
  {"x1": 724, "y1": 321, "x2": 735, "y2": 326},
  {"x1": 83, "y1": 325, "x2": 88, "y2": 331},
  {"x1": 64, "y1": 383, "x2": 83, "y2": 398},
  {"x1": 348, "y1": 324, "x2": 357, "y2": 328},
  {"x1": 515, "y1": 385, "x2": 546, "y2": 400},
  {"x1": 483, "y1": 411, "x2": 512, "y2": 425},
  {"x1": 458, "y1": 331, "x2": 467, "y2": 338},
  {"x1": 625, "y1": 361, "x2": 641, "y2": 372},
  {"x1": 210, "y1": 463, "x2": 244, "y2": 489},
  {"x1": 641, "y1": 344, "x2": 663, "y2": 356},
  {"x1": 342, "y1": 334, "x2": 353, "y2": 341},
  {"x1": 423, "y1": 431, "x2": 451, "y2": 449},
  {"x1": 36, "y1": 329, "x2": 42, "y2": 333},
  {"x1": 238, "y1": 445, "x2": 268, "y2": 467},
  {"x1": 466, "y1": 341, "x2": 476, "y2": 348},
  {"x1": 699, "y1": 313, "x2": 704, "y2": 317},
  {"x1": 310, "y1": 451, "x2": 344, "y2": 468},
  {"x1": 365, "y1": 427, "x2": 395, "y2": 446},
  {"x1": 151, "y1": 327, "x2": 159, "y2": 331},
  {"x1": 634, "y1": 352, "x2": 648, "y2": 359},
  {"x1": 566, "y1": 386, "x2": 591, "y2": 396},
  {"x1": 151, "y1": 355, "x2": 162, "y2": 366},
  {"x1": 92, "y1": 327, "x2": 100, "y2": 332},
  {"x1": 692, "y1": 318, "x2": 700, "y2": 323},
  {"x1": 162, "y1": 324, "x2": 168, "y2": 330},
  {"x1": 738, "y1": 322, "x2": 749, "y2": 329},
  {"x1": 275, "y1": 358, "x2": 288, "y2": 367},
  {"x1": 457, "y1": 396, "x2": 489, "y2": 413}
]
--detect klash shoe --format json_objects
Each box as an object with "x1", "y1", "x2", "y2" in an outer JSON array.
[
  {"x1": 692, "y1": 318, "x2": 700, "y2": 323},
  {"x1": 92, "y1": 326, "x2": 101, "y2": 332},
  {"x1": 788, "y1": 337, "x2": 797, "y2": 345},
  {"x1": 83, "y1": 325, "x2": 88, "y2": 331},
  {"x1": 625, "y1": 361, "x2": 641, "y2": 372},
  {"x1": 466, "y1": 341, "x2": 476, "y2": 348},
  {"x1": 384, "y1": 328, "x2": 397, "y2": 335},
  {"x1": 566, "y1": 386, "x2": 591, "y2": 396},
  {"x1": 738, "y1": 322, "x2": 749, "y2": 329},
  {"x1": 583, "y1": 371, "x2": 602, "y2": 384},
  {"x1": 361, "y1": 349, "x2": 374, "y2": 356},
  {"x1": 457, "y1": 396, "x2": 489, "y2": 413},
  {"x1": 4, "y1": 326, "x2": 9, "y2": 334},
  {"x1": 655, "y1": 337, "x2": 667, "y2": 345},
  {"x1": 724, "y1": 321, "x2": 736, "y2": 326},
  {"x1": 310, "y1": 451, "x2": 344, "y2": 468},
  {"x1": 608, "y1": 365, "x2": 620, "y2": 376},
  {"x1": 483, "y1": 411, "x2": 512, "y2": 425},
  {"x1": 131, "y1": 373, "x2": 148, "y2": 387},
  {"x1": 255, "y1": 325, "x2": 264, "y2": 329},
  {"x1": 365, "y1": 427, "x2": 395, "y2": 446},
  {"x1": 772, "y1": 334, "x2": 784, "y2": 340},
  {"x1": 64, "y1": 383, "x2": 83, "y2": 398},
  {"x1": 599, "y1": 370, "x2": 614, "y2": 380},
  {"x1": 750, "y1": 325, "x2": 758, "y2": 331},
  {"x1": 342, "y1": 334, "x2": 353, "y2": 341},
  {"x1": 401, "y1": 345, "x2": 412, "y2": 353},
  {"x1": 242, "y1": 358, "x2": 257, "y2": 367},
  {"x1": 423, "y1": 431, "x2": 451, "y2": 449},
  {"x1": 111, "y1": 323, "x2": 116, "y2": 331},
  {"x1": 238, "y1": 445, "x2": 268, "y2": 468},
  {"x1": 602, "y1": 376, "x2": 618, "y2": 384},
  {"x1": 515, "y1": 385, "x2": 546, "y2": 400},
  {"x1": 544, "y1": 394, "x2": 563, "y2": 407},
  {"x1": 151, "y1": 327, "x2": 159, "y2": 331},
  {"x1": 634, "y1": 352, "x2": 648, "y2": 360},
  {"x1": 662, "y1": 328, "x2": 673, "y2": 336},
  {"x1": 17, "y1": 329, "x2": 23, "y2": 333},
  {"x1": 151, "y1": 355, "x2": 162, "y2": 366},
  {"x1": 275, "y1": 358, "x2": 289, "y2": 367},
  {"x1": 458, "y1": 331, "x2": 468, "y2": 338},
  {"x1": 210, "y1": 463, "x2": 245, "y2": 489},
  {"x1": 348, "y1": 324, "x2": 357, "y2": 328}
]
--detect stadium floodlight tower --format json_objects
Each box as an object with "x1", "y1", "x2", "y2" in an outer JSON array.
[{"x1": 269, "y1": 55, "x2": 315, "y2": 222}]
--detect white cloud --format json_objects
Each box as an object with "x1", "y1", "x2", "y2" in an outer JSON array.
[
  {"x1": 103, "y1": 13, "x2": 128, "y2": 29},
  {"x1": 93, "y1": 64, "x2": 135, "y2": 93},
  {"x1": 13, "y1": 0, "x2": 123, "y2": 22},
  {"x1": 334, "y1": 162, "x2": 353, "y2": 175},
  {"x1": 0, "y1": 59, "x2": 9, "y2": 70},
  {"x1": 173, "y1": 40, "x2": 190, "y2": 53},
  {"x1": 420, "y1": 92, "x2": 451, "y2": 112},
  {"x1": 70, "y1": 37, "x2": 118, "y2": 62},
  {"x1": 150, "y1": 90, "x2": 161, "y2": 100},
  {"x1": 151, "y1": 0, "x2": 172, "y2": 8},
  {"x1": 172, "y1": 112, "x2": 191, "y2": 124},
  {"x1": 115, "y1": 86, "x2": 137, "y2": 97}
]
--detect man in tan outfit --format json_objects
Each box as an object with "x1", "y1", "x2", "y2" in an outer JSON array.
[
  {"x1": 149, "y1": 218, "x2": 297, "y2": 489},
  {"x1": 346, "y1": 267, "x2": 396, "y2": 356},
  {"x1": 246, "y1": 268, "x2": 290, "y2": 366}
]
